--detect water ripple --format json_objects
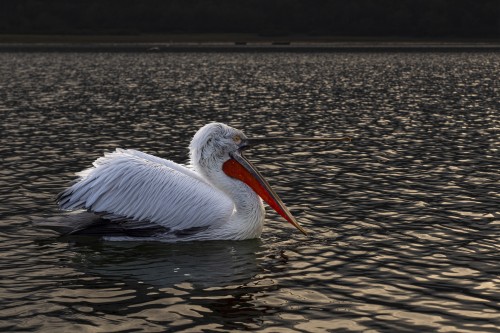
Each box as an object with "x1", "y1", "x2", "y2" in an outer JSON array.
[{"x1": 0, "y1": 51, "x2": 498, "y2": 332}]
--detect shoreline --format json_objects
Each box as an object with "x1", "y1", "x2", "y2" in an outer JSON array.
[
  {"x1": 1, "y1": 33, "x2": 499, "y2": 44},
  {"x1": 1, "y1": 34, "x2": 499, "y2": 52}
]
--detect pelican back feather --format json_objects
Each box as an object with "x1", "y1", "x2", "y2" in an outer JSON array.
[{"x1": 57, "y1": 149, "x2": 234, "y2": 231}]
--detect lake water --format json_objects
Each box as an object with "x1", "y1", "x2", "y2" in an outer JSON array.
[{"x1": 0, "y1": 49, "x2": 499, "y2": 332}]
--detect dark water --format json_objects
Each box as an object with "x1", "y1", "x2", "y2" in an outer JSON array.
[{"x1": 0, "y1": 50, "x2": 499, "y2": 332}]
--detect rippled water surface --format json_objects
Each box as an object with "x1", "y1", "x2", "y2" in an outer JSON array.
[{"x1": 1, "y1": 50, "x2": 499, "y2": 332}]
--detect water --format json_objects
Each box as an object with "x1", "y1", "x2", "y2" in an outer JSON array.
[{"x1": 0, "y1": 49, "x2": 499, "y2": 332}]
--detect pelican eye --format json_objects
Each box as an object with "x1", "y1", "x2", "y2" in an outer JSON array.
[{"x1": 233, "y1": 135, "x2": 242, "y2": 145}]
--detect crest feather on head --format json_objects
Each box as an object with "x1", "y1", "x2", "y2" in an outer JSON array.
[{"x1": 189, "y1": 123, "x2": 236, "y2": 169}]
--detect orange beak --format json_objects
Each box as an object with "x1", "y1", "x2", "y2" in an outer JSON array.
[{"x1": 223, "y1": 151, "x2": 308, "y2": 235}]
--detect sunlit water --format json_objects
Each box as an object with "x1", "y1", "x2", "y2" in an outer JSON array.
[{"x1": 0, "y1": 50, "x2": 499, "y2": 332}]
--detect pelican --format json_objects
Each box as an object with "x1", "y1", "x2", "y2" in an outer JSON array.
[{"x1": 49, "y1": 123, "x2": 349, "y2": 241}]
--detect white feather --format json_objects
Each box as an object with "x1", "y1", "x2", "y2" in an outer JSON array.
[
  {"x1": 60, "y1": 149, "x2": 234, "y2": 231},
  {"x1": 57, "y1": 123, "x2": 268, "y2": 241}
]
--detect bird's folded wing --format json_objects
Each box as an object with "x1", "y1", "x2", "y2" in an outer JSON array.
[{"x1": 57, "y1": 149, "x2": 234, "y2": 230}]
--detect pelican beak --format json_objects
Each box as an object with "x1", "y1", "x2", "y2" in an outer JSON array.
[
  {"x1": 222, "y1": 135, "x2": 350, "y2": 236},
  {"x1": 223, "y1": 150, "x2": 308, "y2": 235}
]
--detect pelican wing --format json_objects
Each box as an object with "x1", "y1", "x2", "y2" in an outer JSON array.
[{"x1": 57, "y1": 149, "x2": 234, "y2": 231}]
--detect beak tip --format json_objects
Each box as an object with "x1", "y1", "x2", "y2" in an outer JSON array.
[{"x1": 294, "y1": 223, "x2": 309, "y2": 236}]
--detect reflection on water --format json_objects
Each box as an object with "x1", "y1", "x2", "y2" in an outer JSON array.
[
  {"x1": 0, "y1": 50, "x2": 499, "y2": 332},
  {"x1": 68, "y1": 239, "x2": 263, "y2": 289}
]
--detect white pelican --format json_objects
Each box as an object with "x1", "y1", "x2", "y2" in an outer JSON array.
[{"x1": 51, "y1": 123, "x2": 349, "y2": 241}]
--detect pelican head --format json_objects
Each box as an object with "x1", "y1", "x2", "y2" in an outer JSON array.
[{"x1": 189, "y1": 122, "x2": 247, "y2": 171}]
